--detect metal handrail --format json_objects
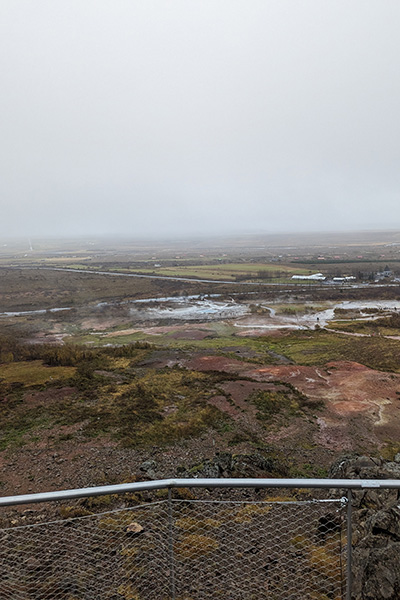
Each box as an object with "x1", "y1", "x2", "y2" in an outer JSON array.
[{"x1": 0, "y1": 477, "x2": 398, "y2": 507}]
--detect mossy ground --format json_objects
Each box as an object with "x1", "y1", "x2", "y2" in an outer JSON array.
[
  {"x1": 66, "y1": 320, "x2": 400, "y2": 374},
  {"x1": 0, "y1": 360, "x2": 75, "y2": 386},
  {"x1": 0, "y1": 343, "x2": 235, "y2": 450},
  {"x1": 264, "y1": 329, "x2": 400, "y2": 372},
  {"x1": 2, "y1": 323, "x2": 400, "y2": 454}
]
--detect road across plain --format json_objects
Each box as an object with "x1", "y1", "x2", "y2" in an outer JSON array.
[{"x1": 20, "y1": 266, "x2": 382, "y2": 289}]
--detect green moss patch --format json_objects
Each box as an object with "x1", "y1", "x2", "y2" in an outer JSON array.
[
  {"x1": 264, "y1": 329, "x2": 400, "y2": 372},
  {"x1": 0, "y1": 360, "x2": 75, "y2": 386}
]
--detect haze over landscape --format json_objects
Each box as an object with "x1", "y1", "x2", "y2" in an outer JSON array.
[
  {"x1": 4, "y1": 3, "x2": 400, "y2": 599},
  {"x1": 1, "y1": 0, "x2": 400, "y2": 239}
]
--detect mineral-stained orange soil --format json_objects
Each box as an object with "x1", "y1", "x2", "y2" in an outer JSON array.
[
  {"x1": 185, "y1": 354, "x2": 400, "y2": 451},
  {"x1": 2, "y1": 351, "x2": 400, "y2": 507}
]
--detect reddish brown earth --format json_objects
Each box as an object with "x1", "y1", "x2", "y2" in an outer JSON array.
[
  {"x1": 24, "y1": 387, "x2": 76, "y2": 406},
  {"x1": 184, "y1": 354, "x2": 400, "y2": 452},
  {"x1": 168, "y1": 329, "x2": 212, "y2": 339},
  {"x1": 2, "y1": 351, "x2": 400, "y2": 517}
]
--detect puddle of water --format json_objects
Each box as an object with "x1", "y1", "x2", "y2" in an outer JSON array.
[
  {"x1": 1, "y1": 295, "x2": 224, "y2": 318},
  {"x1": 308, "y1": 300, "x2": 400, "y2": 327},
  {"x1": 95, "y1": 294, "x2": 222, "y2": 308},
  {"x1": 3, "y1": 297, "x2": 399, "y2": 332},
  {"x1": 0, "y1": 307, "x2": 72, "y2": 318},
  {"x1": 234, "y1": 324, "x2": 308, "y2": 330},
  {"x1": 130, "y1": 299, "x2": 249, "y2": 321},
  {"x1": 234, "y1": 300, "x2": 400, "y2": 331}
]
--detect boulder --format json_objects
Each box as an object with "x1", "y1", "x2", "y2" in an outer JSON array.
[
  {"x1": 139, "y1": 460, "x2": 158, "y2": 480},
  {"x1": 181, "y1": 451, "x2": 288, "y2": 479}
]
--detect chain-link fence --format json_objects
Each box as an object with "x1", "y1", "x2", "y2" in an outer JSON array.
[
  {"x1": 0, "y1": 480, "x2": 352, "y2": 600},
  {"x1": 170, "y1": 498, "x2": 347, "y2": 600},
  {"x1": 0, "y1": 501, "x2": 171, "y2": 600}
]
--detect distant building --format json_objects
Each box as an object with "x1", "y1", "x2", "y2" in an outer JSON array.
[
  {"x1": 291, "y1": 273, "x2": 326, "y2": 281},
  {"x1": 375, "y1": 268, "x2": 393, "y2": 281},
  {"x1": 332, "y1": 276, "x2": 356, "y2": 282}
]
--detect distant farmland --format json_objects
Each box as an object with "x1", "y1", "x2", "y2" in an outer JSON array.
[{"x1": 125, "y1": 262, "x2": 310, "y2": 281}]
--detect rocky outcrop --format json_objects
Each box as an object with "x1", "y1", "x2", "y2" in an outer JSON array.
[
  {"x1": 330, "y1": 455, "x2": 400, "y2": 600},
  {"x1": 177, "y1": 451, "x2": 289, "y2": 479},
  {"x1": 137, "y1": 451, "x2": 288, "y2": 482}
]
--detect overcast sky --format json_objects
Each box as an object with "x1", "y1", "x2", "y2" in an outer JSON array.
[{"x1": 1, "y1": 1, "x2": 400, "y2": 239}]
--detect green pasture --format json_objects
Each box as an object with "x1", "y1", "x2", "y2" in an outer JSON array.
[
  {"x1": 71, "y1": 325, "x2": 400, "y2": 372},
  {"x1": 0, "y1": 360, "x2": 76, "y2": 386},
  {"x1": 265, "y1": 329, "x2": 400, "y2": 372},
  {"x1": 128, "y1": 262, "x2": 310, "y2": 281}
]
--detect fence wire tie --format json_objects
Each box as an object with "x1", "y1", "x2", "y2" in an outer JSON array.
[{"x1": 340, "y1": 496, "x2": 348, "y2": 508}]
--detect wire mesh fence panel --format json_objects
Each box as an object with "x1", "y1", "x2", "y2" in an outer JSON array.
[
  {"x1": 0, "y1": 495, "x2": 348, "y2": 600},
  {"x1": 171, "y1": 498, "x2": 347, "y2": 600},
  {"x1": 0, "y1": 501, "x2": 171, "y2": 600}
]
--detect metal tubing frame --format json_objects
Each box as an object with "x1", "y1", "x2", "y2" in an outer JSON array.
[
  {"x1": 167, "y1": 488, "x2": 176, "y2": 600},
  {"x1": 346, "y1": 489, "x2": 353, "y2": 600},
  {"x1": 2, "y1": 476, "x2": 394, "y2": 600},
  {"x1": 0, "y1": 477, "x2": 398, "y2": 507}
]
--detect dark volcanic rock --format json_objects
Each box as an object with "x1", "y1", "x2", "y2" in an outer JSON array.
[
  {"x1": 179, "y1": 451, "x2": 288, "y2": 479},
  {"x1": 330, "y1": 456, "x2": 400, "y2": 600},
  {"x1": 139, "y1": 459, "x2": 158, "y2": 480}
]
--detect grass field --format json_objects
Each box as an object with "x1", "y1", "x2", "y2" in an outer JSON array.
[
  {"x1": 126, "y1": 262, "x2": 310, "y2": 281},
  {"x1": 67, "y1": 323, "x2": 400, "y2": 373},
  {"x1": 0, "y1": 353, "x2": 231, "y2": 450},
  {"x1": 265, "y1": 329, "x2": 400, "y2": 372},
  {"x1": 0, "y1": 360, "x2": 76, "y2": 385},
  {"x1": 69, "y1": 330, "x2": 276, "y2": 357},
  {"x1": 0, "y1": 268, "x2": 246, "y2": 311}
]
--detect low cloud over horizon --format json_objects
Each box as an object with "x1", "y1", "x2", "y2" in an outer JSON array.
[{"x1": 1, "y1": 1, "x2": 400, "y2": 238}]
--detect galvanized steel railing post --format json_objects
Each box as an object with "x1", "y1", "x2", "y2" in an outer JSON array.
[
  {"x1": 168, "y1": 487, "x2": 176, "y2": 600},
  {"x1": 1, "y1": 478, "x2": 400, "y2": 507},
  {"x1": 346, "y1": 489, "x2": 353, "y2": 600}
]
